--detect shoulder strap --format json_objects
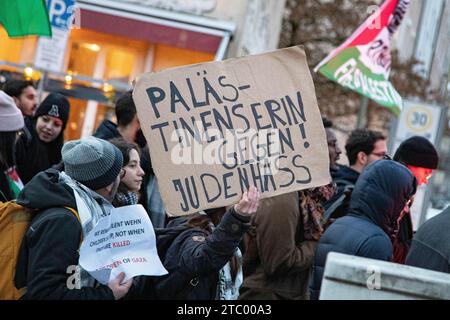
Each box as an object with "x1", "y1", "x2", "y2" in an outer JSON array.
[
  {"x1": 333, "y1": 179, "x2": 355, "y2": 187},
  {"x1": 63, "y1": 206, "x2": 80, "y2": 222},
  {"x1": 323, "y1": 184, "x2": 355, "y2": 222},
  {"x1": 63, "y1": 206, "x2": 83, "y2": 243}
]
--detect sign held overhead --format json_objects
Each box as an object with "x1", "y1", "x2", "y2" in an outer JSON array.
[{"x1": 133, "y1": 46, "x2": 331, "y2": 216}]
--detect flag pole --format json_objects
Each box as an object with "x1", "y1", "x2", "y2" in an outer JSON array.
[
  {"x1": 356, "y1": 96, "x2": 369, "y2": 128},
  {"x1": 37, "y1": 71, "x2": 48, "y2": 104}
]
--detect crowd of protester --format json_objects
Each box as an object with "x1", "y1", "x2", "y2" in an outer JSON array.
[{"x1": 0, "y1": 79, "x2": 446, "y2": 300}]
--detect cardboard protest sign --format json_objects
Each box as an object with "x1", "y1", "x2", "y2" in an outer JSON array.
[
  {"x1": 133, "y1": 46, "x2": 331, "y2": 216},
  {"x1": 79, "y1": 205, "x2": 167, "y2": 284}
]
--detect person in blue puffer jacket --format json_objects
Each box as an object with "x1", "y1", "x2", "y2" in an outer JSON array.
[{"x1": 310, "y1": 159, "x2": 417, "y2": 300}]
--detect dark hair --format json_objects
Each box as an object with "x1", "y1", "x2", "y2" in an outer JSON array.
[
  {"x1": 16, "y1": 117, "x2": 65, "y2": 184},
  {"x1": 3, "y1": 80, "x2": 35, "y2": 98},
  {"x1": 322, "y1": 117, "x2": 333, "y2": 128},
  {"x1": 0, "y1": 131, "x2": 18, "y2": 201},
  {"x1": 109, "y1": 137, "x2": 142, "y2": 201},
  {"x1": 0, "y1": 131, "x2": 18, "y2": 170},
  {"x1": 108, "y1": 137, "x2": 141, "y2": 166},
  {"x1": 115, "y1": 91, "x2": 136, "y2": 127},
  {"x1": 345, "y1": 129, "x2": 386, "y2": 165}
]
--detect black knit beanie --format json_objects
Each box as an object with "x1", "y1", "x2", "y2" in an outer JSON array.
[
  {"x1": 34, "y1": 93, "x2": 70, "y2": 129},
  {"x1": 393, "y1": 136, "x2": 439, "y2": 169}
]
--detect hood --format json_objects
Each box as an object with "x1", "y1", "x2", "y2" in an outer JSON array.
[
  {"x1": 93, "y1": 120, "x2": 120, "y2": 141},
  {"x1": 17, "y1": 169, "x2": 76, "y2": 210},
  {"x1": 348, "y1": 160, "x2": 417, "y2": 237},
  {"x1": 332, "y1": 164, "x2": 360, "y2": 185}
]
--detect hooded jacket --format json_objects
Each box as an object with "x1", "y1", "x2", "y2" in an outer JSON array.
[
  {"x1": 310, "y1": 160, "x2": 416, "y2": 300},
  {"x1": 239, "y1": 192, "x2": 318, "y2": 300},
  {"x1": 14, "y1": 169, "x2": 115, "y2": 300}
]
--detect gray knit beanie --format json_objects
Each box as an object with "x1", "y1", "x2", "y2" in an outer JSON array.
[{"x1": 62, "y1": 136, "x2": 123, "y2": 190}]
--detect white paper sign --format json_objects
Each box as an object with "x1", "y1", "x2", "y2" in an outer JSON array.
[
  {"x1": 34, "y1": 28, "x2": 69, "y2": 73},
  {"x1": 79, "y1": 204, "x2": 168, "y2": 284}
]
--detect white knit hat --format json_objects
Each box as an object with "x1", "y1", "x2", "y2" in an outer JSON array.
[{"x1": 0, "y1": 90, "x2": 24, "y2": 132}]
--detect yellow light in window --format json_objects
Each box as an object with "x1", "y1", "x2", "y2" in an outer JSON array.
[
  {"x1": 65, "y1": 74, "x2": 73, "y2": 85},
  {"x1": 24, "y1": 66, "x2": 34, "y2": 80},
  {"x1": 82, "y1": 43, "x2": 101, "y2": 52},
  {"x1": 103, "y1": 82, "x2": 114, "y2": 93},
  {"x1": 23, "y1": 66, "x2": 41, "y2": 81}
]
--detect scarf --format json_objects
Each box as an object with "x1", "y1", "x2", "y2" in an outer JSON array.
[
  {"x1": 216, "y1": 248, "x2": 243, "y2": 300},
  {"x1": 299, "y1": 183, "x2": 335, "y2": 241},
  {"x1": 113, "y1": 191, "x2": 138, "y2": 207},
  {"x1": 59, "y1": 171, "x2": 114, "y2": 287}
]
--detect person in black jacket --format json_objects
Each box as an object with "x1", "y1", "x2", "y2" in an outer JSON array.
[
  {"x1": 15, "y1": 136, "x2": 133, "y2": 300},
  {"x1": 392, "y1": 136, "x2": 439, "y2": 264},
  {"x1": 154, "y1": 186, "x2": 260, "y2": 300},
  {"x1": 94, "y1": 91, "x2": 144, "y2": 146},
  {"x1": 405, "y1": 206, "x2": 450, "y2": 273},
  {"x1": 324, "y1": 129, "x2": 386, "y2": 220},
  {"x1": 15, "y1": 93, "x2": 70, "y2": 184},
  {"x1": 310, "y1": 160, "x2": 417, "y2": 300}
]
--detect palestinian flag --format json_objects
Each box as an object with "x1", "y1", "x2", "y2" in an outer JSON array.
[
  {"x1": 0, "y1": 0, "x2": 52, "y2": 37},
  {"x1": 5, "y1": 167, "x2": 24, "y2": 199},
  {"x1": 315, "y1": 0, "x2": 410, "y2": 115}
]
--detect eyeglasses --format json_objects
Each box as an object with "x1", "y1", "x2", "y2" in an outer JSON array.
[{"x1": 371, "y1": 152, "x2": 388, "y2": 158}]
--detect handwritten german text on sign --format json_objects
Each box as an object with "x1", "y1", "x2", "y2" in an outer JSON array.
[{"x1": 133, "y1": 46, "x2": 331, "y2": 216}]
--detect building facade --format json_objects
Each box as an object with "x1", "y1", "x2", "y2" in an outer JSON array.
[{"x1": 0, "y1": 0, "x2": 286, "y2": 140}]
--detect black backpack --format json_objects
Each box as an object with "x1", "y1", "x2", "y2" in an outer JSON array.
[{"x1": 323, "y1": 179, "x2": 355, "y2": 222}]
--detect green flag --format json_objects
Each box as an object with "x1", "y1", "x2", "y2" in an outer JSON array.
[
  {"x1": 315, "y1": 0, "x2": 410, "y2": 115},
  {"x1": 0, "y1": 0, "x2": 52, "y2": 37}
]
